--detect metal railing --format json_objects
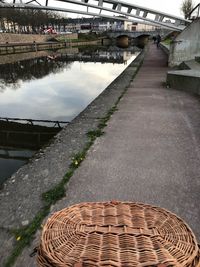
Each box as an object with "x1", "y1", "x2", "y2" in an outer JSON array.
[
  {"x1": 0, "y1": 0, "x2": 190, "y2": 31},
  {"x1": 187, "y1": 3, "x2": 200, "y2": 19},
  {"x1": 0, "y1": 117, "x2": 69, "y2": 128}
]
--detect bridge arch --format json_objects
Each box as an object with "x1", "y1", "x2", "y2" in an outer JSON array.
[
  {"x1": 116, "y1": 35, "x2": 129, "y2": 48},
  {"x1": 106, "y1": 30, "x2": 157, "y2": 39}
]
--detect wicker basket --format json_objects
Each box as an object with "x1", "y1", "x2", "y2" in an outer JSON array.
[{"x1": 37, "y1": 201, "x2": 200, "y2": 267}]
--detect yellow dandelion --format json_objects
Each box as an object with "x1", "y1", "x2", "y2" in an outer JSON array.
[{"x1": 16, "y1": 236, "x2": 21, "y2": 241}]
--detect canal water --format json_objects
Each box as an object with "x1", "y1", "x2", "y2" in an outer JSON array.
[{"x1": 0, "y1": 45, "x2": 140, "y2": 185}]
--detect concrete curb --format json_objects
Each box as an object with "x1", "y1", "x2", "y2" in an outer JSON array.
[{"x1": 160, "y1": 42, "x2": 170, "y2": 56}]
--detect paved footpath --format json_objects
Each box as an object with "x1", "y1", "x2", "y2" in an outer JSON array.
[{"x1": 14, "y1": 44, "x2": 200, "y2": 266}]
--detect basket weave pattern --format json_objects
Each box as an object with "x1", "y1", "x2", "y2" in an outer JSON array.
[{"x1": 37, "y1": 202, "x2": 200, "y2": 267}]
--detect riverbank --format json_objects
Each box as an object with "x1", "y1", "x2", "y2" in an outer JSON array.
[
  {"x1": 0, "y1": 40, "x2": 100, "y2": 55},
  {"x1": 0, "y1": 32, "x2": 78, "y2": 43},
  {"x1": 0, "y1": 32, "x2": 102, "y2": 55},
  {"x1": 0, "y1": 49, "x2": 145, "y2": 266}
]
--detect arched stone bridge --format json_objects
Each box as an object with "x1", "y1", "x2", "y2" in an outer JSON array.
[{"x1": 107, "y1": 30, "x2": 157, "y2": 39}]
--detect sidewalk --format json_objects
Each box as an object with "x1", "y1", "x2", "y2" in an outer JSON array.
[{"x1": 14, "y1": 44, "x2": 200, "y2": 266}]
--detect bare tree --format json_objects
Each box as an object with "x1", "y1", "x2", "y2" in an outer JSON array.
[{"x1": 181, "y1": 0, "x2": 194, "y2": 18}]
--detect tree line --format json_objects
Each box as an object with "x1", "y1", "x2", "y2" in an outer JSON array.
[{"x1": 0, "y1": 8, "x2": 65, "y2": 33}]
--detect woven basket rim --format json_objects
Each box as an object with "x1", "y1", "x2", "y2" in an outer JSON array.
[
  {"x1": 45, "y1": 201, "x2": 198, "y2": 245},
  {"x1": 38, "y1": 201, "x2": 200, "y2": 267}
]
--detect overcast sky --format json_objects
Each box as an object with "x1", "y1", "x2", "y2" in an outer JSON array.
[{"x1": 125, "y1": 0, "x2": 197, "y2": 17}]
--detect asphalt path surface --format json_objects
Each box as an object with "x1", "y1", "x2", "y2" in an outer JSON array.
[{"x1": 53, "y1": 44, "x2": 200, "y2": 240}]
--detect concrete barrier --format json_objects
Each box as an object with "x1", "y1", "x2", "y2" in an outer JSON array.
[
  {"x1": 167, "y1": 69, "x2": 200, "y2": 95},
  {"x1": 167, "y1": 57, "x2": 200, "y2": 96}
]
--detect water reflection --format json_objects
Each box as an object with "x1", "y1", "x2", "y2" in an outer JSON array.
[
  {"x1": 0, "y1": 119, "x2": 61, "y2": 150},
  {"x1": 0, "y1": 46, "x2": 138, "y2": 91},
  {"x1": 0, "y1": 119, "x2": 61, "y2": 185},
  {"x1": 0, "y1": 45, "x2": 140, "y2": 185},
  {"x1": 0, "y1": 56, "x2": 73, "y2": 92}
]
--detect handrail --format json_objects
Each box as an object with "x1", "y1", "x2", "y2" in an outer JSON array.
[
  {"x1": 187, "y1": 3, "x2": 200, "y2": 19},
  {"x1": 0, "y1": 117, "x2": 69, "y2": 128}
]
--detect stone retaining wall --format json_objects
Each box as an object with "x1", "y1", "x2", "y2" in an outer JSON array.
[
  {"x1": 0, "y1": 33, "x2": 78, "y2": 44},
  {"x1": 0, "y1": 40, "x2": 99, "y2": 55},
  {"x1": 0, "y1": 33, "x2": 48, "y2": 43}
]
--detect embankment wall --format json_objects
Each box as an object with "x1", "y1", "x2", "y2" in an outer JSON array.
[
  {"x1": 169, "y1": 18, "x2": 200, "y2": 66},
  {"x1": 0, "y1": 33, "x2": 78, "y2": 43}
]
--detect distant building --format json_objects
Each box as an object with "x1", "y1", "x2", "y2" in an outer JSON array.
[
  {"x1": 0, "y1": 14, "x2": 158, "y2": 34},
  {"x1": 124, "y1": 21, "x2": 156, "y2": 31}
]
